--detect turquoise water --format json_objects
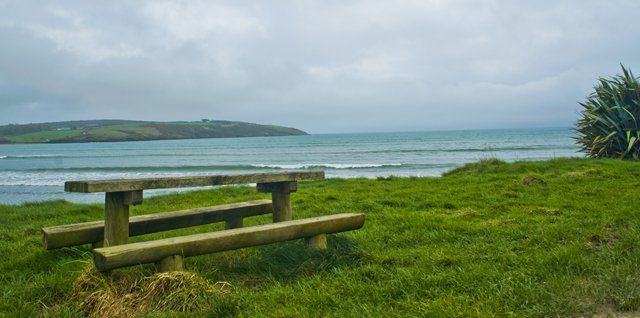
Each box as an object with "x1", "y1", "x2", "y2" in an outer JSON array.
[{"x1": 0, "y1": 128, "x2": 579, "y2": 204}]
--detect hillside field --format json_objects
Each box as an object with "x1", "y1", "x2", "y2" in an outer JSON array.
[{"x1": 0, "y1": 120, "x2": 307, "y2": 144}]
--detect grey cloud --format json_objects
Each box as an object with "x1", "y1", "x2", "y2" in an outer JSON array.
[{"x1": 1, "y1": 1, "x2": 639, "y2": 133}]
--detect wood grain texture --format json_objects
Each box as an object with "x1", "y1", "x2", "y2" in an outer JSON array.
[
  {"x1": 256, "y1": 181, "x2": 297, "y2": 193},
  {"x1": 104, "y1": 192, "x2": 129, "y2": 246},
  {"x1": 65, "y1": 171, "x2": 324, "y2": 193},
  {"x1": 272, "y1": 189, "x2": 292, "y2": 222},
  {"x1": 156, "y1": 255, "x2": 184, "y2": 272},
  {"x1": 306, "y1": 234, "x2": 327, "y2": 250},
  {"x1": 257, "y1": 181, "x2": 296, "y2": 222},
  {"x1": 224, "y1": 217, "x2": 243, "y2": 230},
  {"x1": 43, "y1": 200, "x2": 272, "y2": 249},
  {"x1": 123, "y1": 190, "x2": 143, "y2": 206},
  {"x1": 93, "y1": 213, "x2": 365, "y2": 271}
]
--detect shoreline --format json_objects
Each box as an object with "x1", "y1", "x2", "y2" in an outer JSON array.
[
  {"x1": 0, "y1": 157, "x2": 585, "y2": 206},
  {"x1": 0, "y1": 128, "x2": 579, "y2": 204}
]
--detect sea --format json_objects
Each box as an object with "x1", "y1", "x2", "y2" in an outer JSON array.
[{"x1": 0, "y1": 127, "x2": 579, "y2": 204}]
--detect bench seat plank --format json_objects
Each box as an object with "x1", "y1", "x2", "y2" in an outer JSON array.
[
  {"x1": 65, "y1": 171, "x2": 325, "y2": 193},
  {"x1": 42, "y1": 199, "x2": 273, "y2": 250},
  {"x1": 92, "y1": 213, "x2": 365, "y2": 271}
]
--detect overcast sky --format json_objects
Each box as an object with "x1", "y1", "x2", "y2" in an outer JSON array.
[{"x1": 1, "y1": 1, "x2": 639, "y2": 133}]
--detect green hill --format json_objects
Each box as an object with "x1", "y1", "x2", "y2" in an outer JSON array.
[{"x1": 0, "y1": 119, "x2": 307, "y2": 143}]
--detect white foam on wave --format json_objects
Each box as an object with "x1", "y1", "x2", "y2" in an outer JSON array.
[
  {"x1": 14, "y1": 154, "x2": 59, "y2": 158},
  {"x1": 0, "y1": 154, "x2": 63, "y2": 159},
  {"x1": 0, "y1": 163, "x2": 407, "y2": 187},
  {"x1": 251, "y1": 163, "x2": 403, "y2": 169},
  {"x1": 0, "y1": 170, "x2": 193, "y2": 186}
]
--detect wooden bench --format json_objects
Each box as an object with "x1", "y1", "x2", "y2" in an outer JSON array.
[{"x1": 43, "y1": 171, "x2": 365, "y2": 272}]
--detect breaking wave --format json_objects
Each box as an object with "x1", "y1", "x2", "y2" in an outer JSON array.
[
  {"x1": 12, "y1": 163, "x2": 411, "y2": 172},
  {"x1": 251, "y1": 163, "x2": 403, "y2": 169}
]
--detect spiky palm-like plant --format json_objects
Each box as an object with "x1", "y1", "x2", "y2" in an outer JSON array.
[{"x1": 576, "y1": 65, "x2": 640, "y2": 159}]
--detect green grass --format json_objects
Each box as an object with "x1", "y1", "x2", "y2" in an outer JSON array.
[
  {"x1": 88, "y1": 124, "x2": 162, "y2": 139},
  {"x1": 6, "y1": 124, "x2": 163, "y2": 143},
  {"x1": 7, "y1": 129, "x2": 82, "y2": 143},
  {"x1": 2, "y1": 158, "x2": 640, "y2": 317}
]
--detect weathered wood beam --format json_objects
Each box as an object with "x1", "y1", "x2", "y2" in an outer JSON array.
[
  {"x1": 256, "y1": 181, "x2": 297, "y2": 193},
  {"x1": 306, "y1": 234, "x2": 327, "y2": 250},
  {"x1": 272, "y1": 189, "x2": 292, "y2": 222},
  {"x1": 104, "y1": 192, "x2": 129, "y2": 247},
  {"x1": 156, "y1": 255, "x2": 184, "y2": 272},
  {"x1": 224, "y1": 216, "x2": 243, "y2": 230},
  {"x1": 102, "y1": 190, "x2": 142, "y2": 248},
  {"x1": 92, "y1": 213, "x2": 365, "y2": 271},
  {"x1": 123, "y1": 190, "x2": 143, "y2": 206},
  {"x1": 257, "y1": 181, "x2": 296, "y2": 222},
  {"x1": 42, "y1": 200, "x2": 273, "y2": 250},
  {"x1": 65, "y1": 171, "x2": 325, "y2": 193}
]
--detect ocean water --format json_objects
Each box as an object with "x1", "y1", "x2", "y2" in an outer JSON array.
[{"x1": 0, "y1": 128, "x2": 579, "y2": 204}]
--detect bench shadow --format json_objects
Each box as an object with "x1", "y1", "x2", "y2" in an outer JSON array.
[{"x1": 192, "y1": 235, "x2": 369, "y2": 286}]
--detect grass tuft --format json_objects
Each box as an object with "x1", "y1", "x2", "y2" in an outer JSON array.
[
  {"x1": 442, "y1": 158, "x2": 506, "y2": 176},
  {"x1": 522, "y1": 174, "x2": 546, "y2": 186},
  {"x1": 71, "y1": 265, "x2": 230, "y2": 317},
  {"x1": 566, "y1": 168, "x2": 604, "y2": 178}
]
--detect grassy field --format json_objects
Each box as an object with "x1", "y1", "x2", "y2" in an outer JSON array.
[
  {"x1": 5, "y1": 123, "x2": 161, "y2": 143},
  {"x1": 0, "y1": 120, "x2": 307, "y2": 143},
  {"x1": 1, "y1": 158, "x2": 640, "y2": 317}
]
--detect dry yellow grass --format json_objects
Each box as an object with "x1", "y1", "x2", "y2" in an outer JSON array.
[{"x1": 71, "y1": 265, "x2": 230, "y2": 317}]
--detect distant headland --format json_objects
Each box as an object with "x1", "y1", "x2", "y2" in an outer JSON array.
[{"x1": 0, "y1": 119, "x2": 308, "y2": 144}]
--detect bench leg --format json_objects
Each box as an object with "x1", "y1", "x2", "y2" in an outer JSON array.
[
  {"x1": 104, "y1": 192, "x2": 130, "y2": 247},
  {"x1": 103, "y1": 190, "x2": 142, "y2": 248},
  {"x1": 224, "y1": 217, "x2": 243, "y2": 230},
  {"x1": 272, "y1": 188, "x2": 292, "y2": 222},
  {"x1": 257, "y1": 182, "x2": 296, "y2": 222},
  {"x1": 156, "y1": 255, "x2": 184, "y2": 272},
  {"x1": 306, "y1": 234, "x2": 327, "y2": 250}
]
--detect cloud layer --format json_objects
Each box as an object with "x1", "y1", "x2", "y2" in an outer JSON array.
[{"x1": 1, "y1": 1, "x2": 639, "y2": 133}]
